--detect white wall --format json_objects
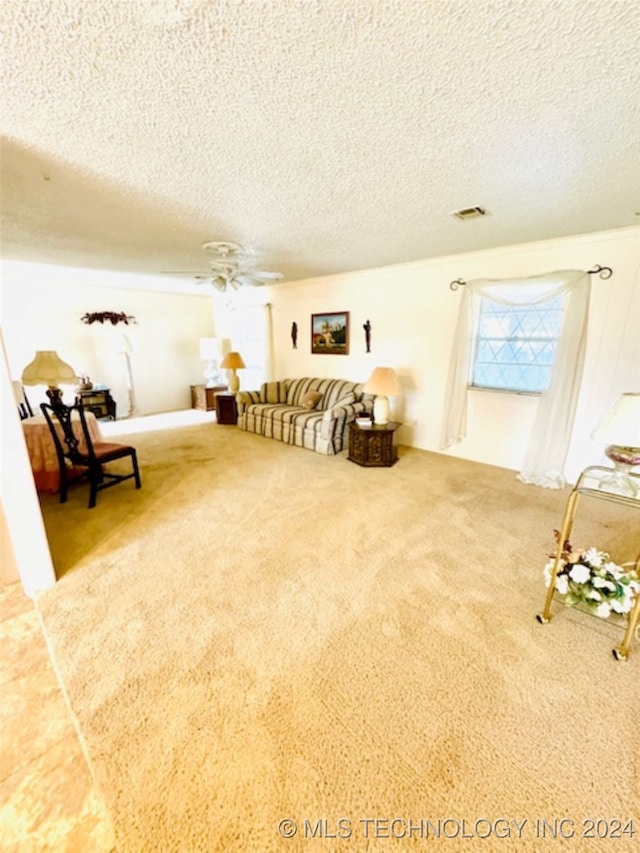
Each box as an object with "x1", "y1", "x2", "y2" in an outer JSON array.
[
  {"x1": 0, "y1": 261, "x2": 216, "y2": 416},
  {"x1": 263, "y1": 225, "x2": 640, "y2": 483},
  {"x1": 0, "y1": 327, "x2": 56, "y2": 595}
]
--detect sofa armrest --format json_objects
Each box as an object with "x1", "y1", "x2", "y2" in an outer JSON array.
[
  {"x1": 320, "y1": 400, "x2": 370, "y2": 438},
  {"x1": 236, "y1": 390, "x2": 262, "y2": 416}
]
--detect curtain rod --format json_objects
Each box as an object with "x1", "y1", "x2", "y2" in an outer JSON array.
[{"x1": 449, "y1": 264, "x2": 613, "y2": 291}]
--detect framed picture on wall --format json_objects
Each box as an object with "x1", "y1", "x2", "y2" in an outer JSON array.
[{"x1": 311, "y1": 312, "x2": 350, "y2": 355}]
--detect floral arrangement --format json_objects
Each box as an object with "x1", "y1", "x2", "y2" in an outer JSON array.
[
  {"x1": 81, "y1": 311, "x2": 136, "y2": 325},
  {"x1": 544, "y1": 531, "x2": 639, "y2": 619}
]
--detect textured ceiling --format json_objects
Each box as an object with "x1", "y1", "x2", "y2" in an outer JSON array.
[{"x1": 2, "y1": 0, "x2": 639, "y2": 289}]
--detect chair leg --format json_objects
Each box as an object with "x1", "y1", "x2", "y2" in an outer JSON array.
[
  {"x1": 131, "y1": 450, "x2": 141, "y2": 489},
  {"x1": 87, "y1": 464, "x2": 101, "y2": 509},
  {"x1": 88, "y1": 481, "x2": 98, "y2": 509}
]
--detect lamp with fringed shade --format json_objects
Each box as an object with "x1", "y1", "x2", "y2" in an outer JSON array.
[{"x1": 21, "y1": 351, "x2": 76, "y2": 406}]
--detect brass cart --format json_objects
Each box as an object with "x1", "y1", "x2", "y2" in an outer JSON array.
[{"x1": 537, "y1": 465, "x2": 640, "y2": 661}]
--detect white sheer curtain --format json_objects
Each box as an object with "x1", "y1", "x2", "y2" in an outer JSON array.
[
  {"x1": 231, "y1": 302, "x2": 274, "y2": 388},
  {"x1": 440, "y1": 269, "x2": 591, "y2": 489}
]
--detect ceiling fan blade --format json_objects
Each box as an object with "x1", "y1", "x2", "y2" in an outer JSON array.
[
  {"x1": 234, "y1": 274, "x2": 266, "y2": 288},
  {"x1": 250, "y1": 270, "x2": 284, "y2": 281}
]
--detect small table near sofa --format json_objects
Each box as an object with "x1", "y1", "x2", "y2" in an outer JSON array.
[
  {"x1": 215, "y1": 392, "x2": 238, "y2": 425},
  {"x1": 348, "y1": 421, "x2": 400, "y2": 468},
  {"x1": 190, "y1": 384, "x2": 228, "y2": 411}
]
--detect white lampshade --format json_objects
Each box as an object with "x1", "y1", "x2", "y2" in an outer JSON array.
[
  {"x1": 591, "y1": 393, "x2": 640, "y2": 448},
  {"x1": 199, "y1": 337, "x2": 218, "y2": 360},
  {"x1": 363, "y1": 367, "x2": 401, "y2": 425},
  {"x1": 363, "y1": 366, "x2": 401, "y2": 397},
  {"x1": 21, "y1": 351, "x2": 76, "y2": 387}
]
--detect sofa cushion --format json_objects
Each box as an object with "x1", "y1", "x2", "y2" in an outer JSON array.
[
  {"x1": 318, "y1": 379, "x2": 362, "y2": 410},
  {"x1": 302, "y1": 390, "x2": 323, "y2": 409},
  {"x1": 286, "y1": 377, "x2": 321, "y2": 407},
  {"x1": 263, "y1": 380, "x2": 290, "y2": 404}
]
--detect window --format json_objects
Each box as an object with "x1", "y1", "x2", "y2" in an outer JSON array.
[{"x1": 471, "y1": 294, "x2": 566, "y2": 393}]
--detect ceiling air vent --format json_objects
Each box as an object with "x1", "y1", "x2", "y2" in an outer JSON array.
[{"x1": 451, "y1": 206, "x2": 486, "y2": 221}]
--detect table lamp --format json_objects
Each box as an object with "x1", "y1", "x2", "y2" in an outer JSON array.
[
  {"x1": 21, "y1": 350, "x2": 76, "y2": 406},
  {"x1": 363, "y1": 366, "x2": 401, "y2": 425},
  {"x1": 199, "y1": 337, "x2": 222, "y2": 388},
  {"x1": 591, "y1": 392, "x2": 640, "y2": 497},
  {"x1": 220, "y1": 351, "x2": 246, "y2": 394}
]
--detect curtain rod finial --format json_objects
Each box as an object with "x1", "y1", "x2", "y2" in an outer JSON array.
[{"x1": 588, "y1": 265, "x2": 612, "y2": 279}]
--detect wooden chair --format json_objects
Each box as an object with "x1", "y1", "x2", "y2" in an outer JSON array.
[
  {"x1": 13, "y1": 381, "x2": 34, "y2": 419},
  {"x1": 40, "y1": 402, "x2": 141, "y2": 509}
]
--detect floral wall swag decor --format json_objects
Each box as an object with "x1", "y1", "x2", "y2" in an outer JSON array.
[{"x1": 81, "y1": 311, "x2": 137, "y2": 325}]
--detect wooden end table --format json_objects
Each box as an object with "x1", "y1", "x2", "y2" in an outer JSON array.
[
  {"x1": 215, "y1": 392, "x2": 238, "y2": 425},
  {"x1": 348, "y1": 421, "x2": 400, "y2": 467},
  {"x1": 190, "y1": 384, "x2": 227, "y2": 411}
]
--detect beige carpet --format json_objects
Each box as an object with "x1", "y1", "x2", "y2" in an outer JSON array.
[{"x1": 36, "y1": 423, "x2": 639, "y2": 851}]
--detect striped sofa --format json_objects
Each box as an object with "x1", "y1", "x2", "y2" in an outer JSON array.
[{"x1": 236, "y1": 377, "x2": 374, "y2": 455}]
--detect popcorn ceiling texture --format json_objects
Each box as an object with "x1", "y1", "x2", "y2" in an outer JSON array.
[{"x1": 1, "y1": 0, "x2": 639, "y2": 283}]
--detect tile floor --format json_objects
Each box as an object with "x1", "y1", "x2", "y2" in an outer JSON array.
[{"x1": 0, "y1": 581, "x2": 116, "y2": 852}]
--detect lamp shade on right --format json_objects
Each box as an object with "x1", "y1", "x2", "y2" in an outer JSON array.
[
  {"x1": 591, "y1": 392, "x2": 640, "y2": 497},
  {"x1": 363, "y1": 366, "x2": 401, "y2": 424},
  {"x1": 591, "y1": 393, "x2": 640, "y2": 448}
]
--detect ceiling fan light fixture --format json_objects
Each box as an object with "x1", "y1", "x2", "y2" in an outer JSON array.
[
  {"x1": 202, "y1": 240, "x2": 242, "y2": 256},
  {"x1": 166, "y1": 240, "x2": 284, "y2": 291}
]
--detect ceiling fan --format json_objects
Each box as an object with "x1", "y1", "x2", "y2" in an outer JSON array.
[{"x1": 163, "y1": 241, "x2": 283, "y2": 292}]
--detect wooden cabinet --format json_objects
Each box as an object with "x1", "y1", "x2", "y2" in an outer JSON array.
[
  {"x1": 348, "y1": 422, "x2": 400, "y2": 467},
  {"x1": 190, "y1": 384, "x2": 227, "y2": 411},
  {"x1": 215, "y1": 393, "x2": 238, "y2": 425},
  {"x1": 75, "y1": 388, "x2": 117, "y2": 420}
]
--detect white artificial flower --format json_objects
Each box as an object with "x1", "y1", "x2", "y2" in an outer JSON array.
[
  {"x1": 604, "y1": 562, "x2": 622, "y2": 579},
  {"x1": 583, "y1": 548, "x2": 603, "y2": 568},
  {"x1": 611, "y1": 598, "x2": 633, "y2": 614},
  {"x1": 587, "y1": 590, "x2": 602, "y2": 601},
  {"x1": 569, "y1": 563, "x2": 591, "y2": 584},
  {"x1": 555, "y1": 574, "x2": 569, "y2": 595},
  {"x1": 596, "y1": 602, "x2": 612, "y2": 619},
  {"x1": 543, "y1": 560, "x2": 554, "y2": 587},
  {"x1": 592, "y1": 576, "x2": 607, "y2": 588},
  {"x1": 602, "y1": 580, "x2": 616, "y2": 592}
]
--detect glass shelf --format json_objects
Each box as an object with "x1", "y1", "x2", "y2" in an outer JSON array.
[{"x1": 571, "y1": 465, "x2": 640, "y2": 508}]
